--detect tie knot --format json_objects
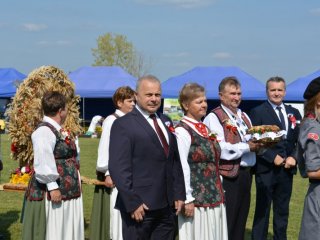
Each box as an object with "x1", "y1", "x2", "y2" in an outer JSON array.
[
  {"x1": 276, "y1": 106, "x2": 282, "y2": 111},
  {"x1": 149, "y1": 114, "x2": 156, "y2": 119}
]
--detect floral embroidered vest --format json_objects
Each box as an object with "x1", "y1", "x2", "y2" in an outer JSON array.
[
  {"x1": 177, "y1": 121, "x2": 224, "y2": 207},
  {"x1": 212, "y1": 106, "x2": 252, "y2": 178},
  {"x1": 25, "y1": 122, "x2": 81, "y2": 201}
]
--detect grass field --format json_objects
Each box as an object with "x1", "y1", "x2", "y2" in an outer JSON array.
[{"x1": 0, "y1": 134, "x2": 309, "y2": 239}]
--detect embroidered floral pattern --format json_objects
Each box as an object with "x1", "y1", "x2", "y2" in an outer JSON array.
[
  {"x1": 26, "y1": 122, "x2": 80, "y2": 201},
  {"x1": 178, "y1": 121, "x2": 224, "y2": 207}
]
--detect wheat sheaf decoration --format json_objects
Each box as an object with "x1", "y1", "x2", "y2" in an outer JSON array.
[{"x1": 6, "y1": 66, "x2": 83, "y2": 167}]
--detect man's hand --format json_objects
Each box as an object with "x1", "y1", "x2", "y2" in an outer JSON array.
[
  {"x1": 175, "y1": 200, "x2": 184, "y2": 215},
  {"x1": 131, "y1": 203, "x2": 149, "y2": 222},
  {"x1": 104, "y1": 175, "x2": 115, "y2": 188},
  {"x1": 50, "y1": 189, "x2": 62, "y2": 203},
  {"x1": 274, "y1": 155, "x2": 285, "y2": 166},
  {"x1": 183, "y1": 202, "x2": 195, "y2": 218},
  {"x1": 284, "y1": 156, "x2": 296, "y2": 169}
]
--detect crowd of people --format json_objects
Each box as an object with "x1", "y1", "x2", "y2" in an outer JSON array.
[{"x1": 19, "y1": 71, "x2": 320, "y2": 240}]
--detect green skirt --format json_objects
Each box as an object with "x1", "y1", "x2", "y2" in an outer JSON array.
[
  {"x1": 21, "y1": 199, "x2": 46, "y2": 240},
  {"x1": 89, "y1": 185, "x2": 111, "y2": 240}
]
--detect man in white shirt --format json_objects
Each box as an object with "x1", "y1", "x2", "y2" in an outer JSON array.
[{"x1": 204, "y1": 76, "x2": 261, "y2": 240}]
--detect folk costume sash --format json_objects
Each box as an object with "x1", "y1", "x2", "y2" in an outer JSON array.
[
  {"x1": 212, "y1": 106, "x2": 252, "y2": 178},
  {"x1": 26, "y1": 122, "x2": 80, "y2": 201},
  {"x1": 176, "y1": 121, "x2": 224, "y2": 207}
]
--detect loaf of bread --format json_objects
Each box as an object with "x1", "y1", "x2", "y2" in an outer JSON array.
[{"x1": 247, "y1": 125, "x2": 280, "y2": 135}]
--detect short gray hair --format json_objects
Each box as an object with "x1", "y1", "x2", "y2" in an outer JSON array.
[{"x1": 136, "y1": 75, "x2": 161, "y2": 92}]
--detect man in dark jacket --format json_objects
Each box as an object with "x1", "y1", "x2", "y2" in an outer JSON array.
[
  {"x1": 109, "y1": 75, "x2": 185, "y2": 240},
  {"x1": 250, "y1": 76, "x2": 302, "y2": 240}
]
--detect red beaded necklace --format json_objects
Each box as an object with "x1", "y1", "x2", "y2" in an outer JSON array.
[{"x1": 183, "y1": 118, "x2": 208, "y2": 137}]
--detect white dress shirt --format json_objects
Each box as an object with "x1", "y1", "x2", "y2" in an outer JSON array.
[
  {"x1": 96, "y1": 109, "x2": 125, "y2": 175},
  {"x1": 203, "y1": 104, "x2": 256, "y2": 167},
  {"x1": 268, "y1": 100, "x2": 288, "y2": 133},
  {"x1": 135, "y1": 105, "x2": 169, "y2": 145}
]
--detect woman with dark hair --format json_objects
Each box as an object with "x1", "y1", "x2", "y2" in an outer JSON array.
[
  {"x1": 296, "y1": 77, "x2": 320, "y2": 240},
  {"x1": 175, "y1": 83, "x2": 227, "y2": 240},
  {"x1": 89, "y1": 86, "x2": 135, "y2": 240},
  {"x1": 22, "y1": 91, "x2": 84, "y2": 240}
]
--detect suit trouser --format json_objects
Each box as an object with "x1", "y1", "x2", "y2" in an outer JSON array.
[
  {"x1": 223, "y1": 167, "x2": 252, "y2": 240},
  {"x1": 120, "y1": 206, "x2": 176, "y2": 240},
  {"x1": 252, "y1": 168, "x2": 293, "y2": 240}
]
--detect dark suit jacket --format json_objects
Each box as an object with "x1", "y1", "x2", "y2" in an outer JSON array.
[
  {"x1": 109, "y1": 107, "x2": 186, "y2": 213},
  {"x1": 250, "y1": 101, "x2": 302, "y2": 174}
]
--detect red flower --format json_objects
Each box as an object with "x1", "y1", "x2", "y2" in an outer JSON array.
[
  {"x1": 25, "y1": 165, "x2": 31, "y2": 173},
  {"x1": 208, "y1": 132, "x2": 217, "y2": 141},
  {"x1": 11, "y1": 143, "x2": 17, "y2": 153},
  {"x1": 168, "y1": 126, "x2": 175, "y2": 133},
  {"x1": 203, "y1": 168, "x2": 212, "y2": 177},
  {"x1": 15, "y1": 167, "x2": 21, "y2": 175},
  {"x1": 288, "y1": 114, "x2": 297, "y2": 128}
]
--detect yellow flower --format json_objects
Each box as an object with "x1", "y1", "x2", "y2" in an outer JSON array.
[{"x1": 9, "y1": 173, "x2": 31, "y2": 185}]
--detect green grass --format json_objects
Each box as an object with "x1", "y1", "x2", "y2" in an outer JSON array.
[{"x1": 0, "y1": 134, "x2": 309, "y2": 239}]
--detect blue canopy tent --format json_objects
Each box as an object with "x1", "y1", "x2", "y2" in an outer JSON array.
[
  {"x1": 161, "y1": 66, "x2": 265, "y2": 100},
  {"x1": 0, "y1": 68, "x2": 26, "y2": 97},
  {"x1": 285, "y1": 69, "x2": 320, "y2": 102},
  {"x1": 68, "y1": 66, "x2": 137, "y2": 98},
  {"x1": 68, "y1": 66, "x2": 137, "y2": 122}
]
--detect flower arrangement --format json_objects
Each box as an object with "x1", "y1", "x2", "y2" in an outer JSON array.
[
  {"x1": 165, "y1": 121, "x2": 176, "y2": 134},
  {"x1": 60, "y1": 128, "x2": 71, "y2": 144},
  {"x1": 208, "y1": 132, "x2": 218, "y2": 141},
  {"x1": 9, "y1": 165, "x2": 33, "y2": 185},
  {"x1": 287, "y1": 113, "x2": 298, "y2": 129},
  {"x1": 223, "y1": 119, "x2": 238, "y2": 134}
]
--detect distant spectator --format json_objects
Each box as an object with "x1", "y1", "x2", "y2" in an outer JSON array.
[{"x1": 85, "y1": 115, "x2": 104, "y2": 136}]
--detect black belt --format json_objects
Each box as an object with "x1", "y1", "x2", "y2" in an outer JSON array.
[
  {"x1": 309, "y1": 179, "x2": 320, "y2": 184},
  {"x1": 240, "y1": 166, "x2": 251, "y2": 172}
]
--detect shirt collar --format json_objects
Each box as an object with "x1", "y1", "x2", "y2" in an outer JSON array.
[
  {"x1": 43, "y1": 116, "x2": 61, "y2": 131},
  {"x1": 221, "y1": 104, "x2": 242, "y2": 119},
  {"x1": 135, "y1": 105, "x2": 158, "y2": 119},
  {"x1": 182, "y1": 116, "x2": 200, "y2": 124},
  {"x1": 268, "y1": 100, "x2": 285, "y2": 111},
  {"x1": 115, "y1": 109, "x2": 125, "y2": 117}
]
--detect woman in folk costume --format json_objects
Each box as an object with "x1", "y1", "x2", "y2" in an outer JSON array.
[
  {"x1": 22, "y1": 91, "x2": 84, "y2": 240},
  {"x1": 89, "y1": 86, "x2": 135, "y2": 240},
  {"x1": 7, "y1": 66, "x2": 83, "y2": 240},
  {"x1": 175, "y1": 83, "x2": 228, "y2": 240}
]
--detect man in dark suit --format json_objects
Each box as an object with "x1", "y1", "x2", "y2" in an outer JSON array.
[
  {"x1": 109, "y1": 75, "x2": 186, "y2": 240},
  {"x1": 250, "y1": 76, "x2": 302, "y2": 240}
]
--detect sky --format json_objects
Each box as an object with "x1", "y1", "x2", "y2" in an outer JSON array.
[{"x1": 1, "y1": 0, "x2": 320, "y2": 84}]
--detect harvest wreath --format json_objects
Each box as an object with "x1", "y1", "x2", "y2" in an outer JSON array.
[{"x1": 4, "y1": 66, "x2": 83, "y2": 189}]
